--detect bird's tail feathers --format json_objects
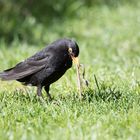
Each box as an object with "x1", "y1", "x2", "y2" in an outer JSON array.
[{"x1": 0, "y1": 68, "x2": 15, "y2": 80}]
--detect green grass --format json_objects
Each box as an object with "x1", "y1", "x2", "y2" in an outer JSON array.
[{"x1": 0, "y1": 4, "x2": 140, "y2": 140}]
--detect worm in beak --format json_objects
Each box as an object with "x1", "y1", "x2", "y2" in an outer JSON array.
[{"x1": 72, "y1": 56, "x2": 82, "y2": 99}]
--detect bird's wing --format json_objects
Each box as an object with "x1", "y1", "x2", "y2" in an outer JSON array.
[{"x1": 0, "y1": 54, "x2": 51, "y2": 80}]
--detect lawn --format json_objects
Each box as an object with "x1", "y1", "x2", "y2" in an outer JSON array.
[{"x1": 0, "y1": 3, "x2": 140, "y2": 140}]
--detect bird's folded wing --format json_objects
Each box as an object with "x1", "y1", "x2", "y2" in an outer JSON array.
[{"x1": 0, "y1": 56, "x2": 50, "y2": 80}]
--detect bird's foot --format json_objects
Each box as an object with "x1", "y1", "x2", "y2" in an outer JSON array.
[{"x1": 47, "y1": 94, "x2": 53, "y2": 101}]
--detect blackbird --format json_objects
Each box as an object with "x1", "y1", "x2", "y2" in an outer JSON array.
[{"x1": 0, "y1": 38, "x2": 79, "y2": 99}]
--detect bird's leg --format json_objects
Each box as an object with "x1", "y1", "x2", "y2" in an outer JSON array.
[
  {"x1": 37, "y1": 85, "x2": 43, "y2": 97},
  {"x1": 44, "y1": 85, "x2": 52, "y2": 101}
]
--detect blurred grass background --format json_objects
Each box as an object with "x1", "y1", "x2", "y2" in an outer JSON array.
[
  {"x1": 0, "y1": 0, "x2": 140, "y2": 44},
  {"x1": 0, "y1": 0, "x2": 140, "y2": 140}
]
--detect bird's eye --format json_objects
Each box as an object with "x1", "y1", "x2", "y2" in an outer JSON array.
[{"x1": 68, "y1": 48, "x2": 73, "y2": 54}]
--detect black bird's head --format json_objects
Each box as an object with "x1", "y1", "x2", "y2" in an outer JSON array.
[
  {"x1": 53, "y1": 38, "x2": 80, "y2": 66},
  {"x1": 66, "y1": 39, "x2": 80, "y2": 66},
  {"x1": 67, "y1": 40, "x2": 79, "y2": 57}
]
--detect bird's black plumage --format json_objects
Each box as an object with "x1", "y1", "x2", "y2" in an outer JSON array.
[{"x1": 0, "y1": 39, "x2": 79, "y2": 99}]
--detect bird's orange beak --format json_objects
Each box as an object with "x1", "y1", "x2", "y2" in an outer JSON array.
[{"x1": 72, "y1": 56, "x2": 79, "y2": 67}]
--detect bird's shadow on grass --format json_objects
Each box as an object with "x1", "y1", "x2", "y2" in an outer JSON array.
[
  {"x1": 55, "y1": 80, "x2": 123, "y2": 104},
  {"x1": 82, "y1": 82, "x2": 122, "y2": 103}
]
